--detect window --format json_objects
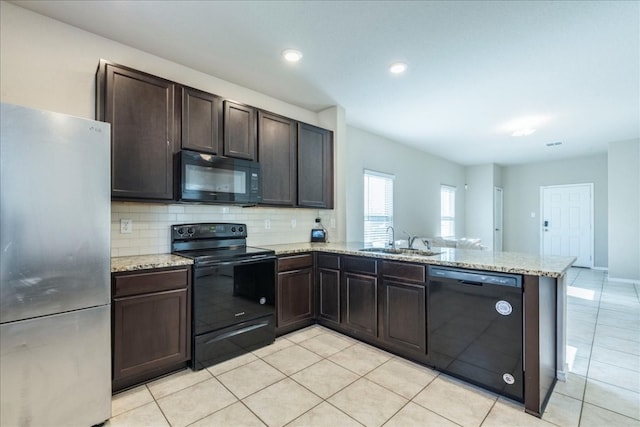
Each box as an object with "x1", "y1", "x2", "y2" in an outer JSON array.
[
  {"x1": 440, "y1": 185, "x2": 456, "y2": 238},
  {"x1": 364, "y1": 170, "x2": 394, "y2": 246}
]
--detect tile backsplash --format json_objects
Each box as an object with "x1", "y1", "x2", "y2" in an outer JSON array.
[{"x1": 111, "y1": 202, "x2": 336, "y2": 257}]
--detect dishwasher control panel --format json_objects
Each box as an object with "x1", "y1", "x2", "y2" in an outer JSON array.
[{"x1": 429, "y1": 266, "x2": 521, "y2": 288}]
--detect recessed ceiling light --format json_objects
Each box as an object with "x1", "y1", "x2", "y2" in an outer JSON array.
[
  {"x1": 389, "y1": 62, "x2": 408, "y2": 74},
  {"x1": 282, "y1": 49, "x2": 303, "y2": 63}
]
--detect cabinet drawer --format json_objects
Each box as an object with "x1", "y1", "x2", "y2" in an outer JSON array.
[
  {"x1": 382, "y1": 261, "x2": 425, "y2": 283},
  {"x1": 317, "y1": 253, "x2": 340, "y2": 270},
  {"x1": 342, "y1": 256, "x2": 377, "y2": 275},
  {"x1": 278, "y1": 254, "x2": 313, "y2": 272},
  {"x1": 113, "y1": 268, "x2": 189, "y2": 298}
]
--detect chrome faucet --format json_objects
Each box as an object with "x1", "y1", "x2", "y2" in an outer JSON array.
[
  {"x1": 403, "y1": 231, "x2": 417, "y2": 249},
  {"x1": 386, "y1": 226, "x2": 395, "y2": 248},
  {"x1": 422, "y1": 238, "x2": 432, "y2": 250}
]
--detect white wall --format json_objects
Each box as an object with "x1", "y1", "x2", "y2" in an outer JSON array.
[
  {"x1": 503, "y1": 154, "x2": 608, "y2": 267},
  {"x1": 0, "y1": 2, "x2": 319, "y2": 124},
  {"x1": 465, "y1": 164, "x2": 495, "y2": 249},
  {"x1": 0, "y1": 1, "x2": 345, "y2": 254},
  {"x1": 608, "y1": 139, "x2": 640, "y2": 281},
  {"x1": 345, "y1": 126, "x2": 466, "y2": 244}
]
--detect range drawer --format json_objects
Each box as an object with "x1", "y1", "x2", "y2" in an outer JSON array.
[
  {"x1": 278, "y1": 253, "x2": 313, "y2": 272},
  {"x1": 113, "y1": 268, "x2": 189, "y2": 298}
]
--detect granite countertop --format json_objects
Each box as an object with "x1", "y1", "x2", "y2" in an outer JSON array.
[
  {"x1": 111, "y1": 243, "x2": 575, "y2": 277},
  {"x1": 111, "y1": 254, "x2": 193, "y2": 273},
  {"x1": 259, "y1": 242, "x2": 576, "y2": 278}
]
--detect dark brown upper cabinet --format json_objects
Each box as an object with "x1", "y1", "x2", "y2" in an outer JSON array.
[
  {"x1": 298, "y1": 123, "x2": 334, "y2": 209},
  {"x1": 258, "y1": 111, "x2": 296, "y2": 206},
  {"x1": 97, "y1": 60, "x2": 176, "y2": 201},
  {"x1": 181, "y1": 86, "x2": 223, "y2": 154},
  {"x1": 97, "y1": 60, "x2": 334, "y2": 208},
  {"x1": 224, "y1": 101, "x2": 257, "y2": 160}
]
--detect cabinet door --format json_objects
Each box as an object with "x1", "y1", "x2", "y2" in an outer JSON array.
[
  {"x1": 277, "y1": 267, "x2": 314, "y2": 328},
  {"x1": 224, "y1": 101, "x2": 257, "y2": 160},
  {"x1": 298, "y1": 123, "x2": 333, "y2": 208},
  {"x1": 102, "y1": 62, "x2": 175, "y2": 200},
  {"x1": 113, "y1": 288, "x2": 189, "y2": 385},
  {"x1": 318, "y1": 268, "x2": 340, "y2": 326},
  {"x1": 381, "y1": 280, "x2": 426, "y2": 355},
  {"x1": 258, "y1": 111, "x2": 296, "y2": 206},
  {"x1": 181, "y1": 86, "x2": 222, "y2": 154},
  {"x1": 343, "y1": 272, "x2": 377, "y2": 337}
]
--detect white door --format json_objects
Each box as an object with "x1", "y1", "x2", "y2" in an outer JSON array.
[
  {"x1": 541, "y1": 184, "x2": 593, "y2": 267},
  {"x1": 494, "y1": 187, "x2": 503, "y2": 251}
]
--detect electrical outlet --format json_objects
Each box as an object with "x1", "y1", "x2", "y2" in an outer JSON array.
[
  {"x1": 120, "y1": 219, "x2": 133, "y2": 234},
  {"x1": 264, "y1": 219, "x2": 271, "y2": 230},
  {"x1": 291, "y1": 219, "x2": 297, "y2": 228},
  {"x1": 222, "y1": 207, "x2": 229, "y2": 214}
]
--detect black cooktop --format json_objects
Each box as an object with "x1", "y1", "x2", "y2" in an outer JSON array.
[
  {"x1": 175, "y1": 246, "x2": 274, "y2": 263},
  {"x1": 170, "y1": 222, "x2": 274, "y2": 264}
]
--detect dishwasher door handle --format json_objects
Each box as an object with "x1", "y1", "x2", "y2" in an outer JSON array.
[{"x1": 460, "y1": 280, "x2": 483, "y2": 286}]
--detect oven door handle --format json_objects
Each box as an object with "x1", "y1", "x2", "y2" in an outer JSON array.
[{"x1": 196, "y1": 255, "x2": 276, "y2": 269}]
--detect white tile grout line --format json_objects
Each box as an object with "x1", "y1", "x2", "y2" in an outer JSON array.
[{"x1": 576, "y1": 268, "x2": 603, "y2": 427}]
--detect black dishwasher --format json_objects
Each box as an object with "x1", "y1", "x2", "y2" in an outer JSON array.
[{"x1": 428, "y1": 266, "x2": 523, "y2": 401}]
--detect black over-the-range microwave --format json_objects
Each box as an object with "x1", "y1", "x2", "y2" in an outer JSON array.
[{"x1": 179, "y1": 150, "x2": 261, "y2": 205}]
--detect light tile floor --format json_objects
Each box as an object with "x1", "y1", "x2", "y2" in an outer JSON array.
[{"x1": 107, "y1": 268, "x2": 640, "y2": 426}]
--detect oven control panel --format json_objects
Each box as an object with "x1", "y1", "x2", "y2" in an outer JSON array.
[{"x1": 172, "y1": 223, "x2": 247, "y2": 240}]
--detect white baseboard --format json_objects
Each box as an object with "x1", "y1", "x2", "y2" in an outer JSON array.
[
  {"x1": 557, "y1": 367, "x2": 568, "y2": 382},
  {"x1": 592, "y1": 266, "x2": 608, "y2": 271},
  {"x1": 607, "y1": 276, "x2": 640, "y2": 285}
]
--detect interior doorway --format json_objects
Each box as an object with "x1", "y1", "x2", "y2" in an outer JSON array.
[
  {"x1": 493, "y1": 187, "x2": 503, "y2": 251},
  {"x1": 540, "y1": 184, "x2": 593, "y2": 267}
]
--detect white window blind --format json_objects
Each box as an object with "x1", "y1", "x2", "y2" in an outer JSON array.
[
  {"x1": 364, "y1": 170, "x2": 394, "y2": 246},
  {"x1": 440, "y1": 184, "x2": 456, "y2": 238}
]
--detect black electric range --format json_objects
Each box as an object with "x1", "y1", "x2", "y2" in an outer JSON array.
[{"x1": 171, "y1": 223, "x2": 276, "y2": 370}]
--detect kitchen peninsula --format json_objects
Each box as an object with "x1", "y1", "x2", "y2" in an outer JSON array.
[{"x1": 262, "y1": 243, "x2": 575, "y2": 418}]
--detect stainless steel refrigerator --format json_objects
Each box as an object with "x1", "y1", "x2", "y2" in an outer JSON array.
[{"x1": 0, "y1": 103, "x2": 112, "y2": 426}]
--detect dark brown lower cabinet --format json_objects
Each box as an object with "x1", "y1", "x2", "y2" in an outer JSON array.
[
  {"x1": 379, "y1": 260, "x2": 427, "y2": 358},
  {"x1": 340, "y1": 256, "x2": 378, "y2": 339},
  {"x1": 381, "y1": 280, "x2": 426, "y2": 356},
  {"x1": 343, "y1": 272, "x2": 378, "y2": 338},
  {"x1": 316, "y1": 253, "x2": 341, "y2": 328},
  {"x1": 317, "y1": 268, "x2": 341, "y2": 326},
  {"x1": 112, "y1": 267, "x2": 191, "y2": 392},
  {"x1": 277, "y1": 254, "x2": 315, "y2": 334}
]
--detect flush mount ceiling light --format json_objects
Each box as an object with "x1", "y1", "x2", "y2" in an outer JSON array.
[
  {"x1": 512, "y1": 128, "x2": 536, "y2": 137},
  {"x1": 389, "y1": 62, "x2": 408, "y2": 74},
  {"x1": 499, "y1": 114, "x2": 551, "y2": 137},
  {"x1": 282, "y1": 49, "x2": 303, "y2": 63}
]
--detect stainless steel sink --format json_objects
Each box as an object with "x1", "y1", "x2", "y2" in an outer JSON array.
[{"x1": 359, "y1": 247, "x2": 441, "y2": 257}]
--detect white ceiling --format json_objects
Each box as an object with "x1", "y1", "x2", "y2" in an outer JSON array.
[{"x1": 13, "y1": 0, "x2": 640, "y2": 165}]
